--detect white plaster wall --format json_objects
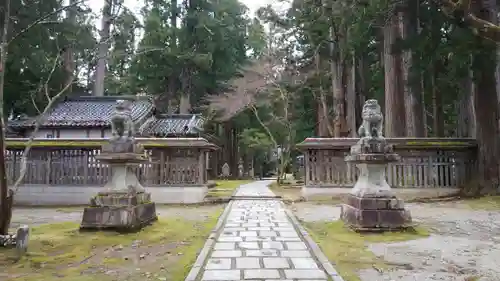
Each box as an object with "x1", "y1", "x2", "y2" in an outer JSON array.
[
  {"x1": 13, "y1": 185, "x2": 208, "y2": 206},
  {"x1": 301, "y1": 186, "x2": 459, "y2": 201},
  {"x1": 25, "y1": 128, "x2": 112, "y2": 138}
]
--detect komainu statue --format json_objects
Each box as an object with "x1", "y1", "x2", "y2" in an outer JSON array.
[
  {"x1": 111, "y1": 100, "x2": 134, "y2": 141},
  {"x1": 357, "y1": 99, "x2": 383, "y2": 139}
]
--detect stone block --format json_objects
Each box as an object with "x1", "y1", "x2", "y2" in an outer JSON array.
[
  {"x1": 218, "y1": 236, "x2": 242, "y2": 242},
  {"x1": 345, "y1": 194, "x2": 404, "y2": 210},
  {"x1": 236, "y1": 257, "x2": 260, "y2": 269},
  {"x1": 261, "y1": 241, "x2": 284, "y2": 250},
  {"x1": 291, "y1": 257, "x2": 319, "y2": 269},
  {"x1": 244, "y1": 236, "x2": 273, "y2": 242},
  {"x1": 243, "y1": 269, "x2": 280, "y2": 279},
  {"x1": 281, "y1": 250, "x2": 311, "y2": 258},
  {"x1": 280, "y1": 231, "x2": 299, "y2": 238},
  {"x1": 238, "y1": 242, "x2": 259, "y2": 249},
  {"x1": 340, "y1": 203, "x2": 412, "y2": 230},
  {"x1": 211, "y1": 250, "x2": 242, "y2": 258},
  {"x1": 284, "y1": 269, "x2": 327, "y2": 279},
  {"x1": 80, "y1": 202, "x2": 157, "y2": 231},
  {"x1": 91, "y1": 192, "x2": 151, "y2": 206},
  {"x1": 245, "y1": 249, "x2": 279, "y2": 257},
  {"x1": 206, "y1": 258, "x2": 232, "y2": 270},
  {"x1": 263, "y1": 257, "x2": 289, "y2": 268},
  {"x1": 100, "y1": 138, "x2": 144, "y2": 154},
  {"x1": 214, "y1": 243, "x2": 235, "y2": 250},
  {"x1": 201, "y1": 270, "x2": 240, "y2": 280},
  {"x1": 259, "y1": 230, "x2": 278, "y2": 237},
  {"x1": 286, "y1": 241, "x2": 307, "y2": 250},
  {"x1": 239, "y1": 231, "x2": 257, "y2": 237}
]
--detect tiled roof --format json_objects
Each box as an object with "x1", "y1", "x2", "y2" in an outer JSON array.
[
  {"x1": 9, "y1": 96, "x2": 154, "y2": 128},
  {"x1": 140, "y1": 114, "x2": 205, "y2": 136}
]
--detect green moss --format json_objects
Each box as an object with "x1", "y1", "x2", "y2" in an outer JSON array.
[
  {"x1": 206, "y1": 180, "x2": 253, "y2": 198},
  {"x1": 214, "y1": 180, "x2": 253, "y2": 189},
  {"x1": 269, "y1": 182, "x2": 341, "y2": 204},
  {"x1": 0, "y1": 207, "x2": 223, "y2": 281},
  {"x1": 404, "y1": 141, "x2": 474, "y2": 147},
  {"x1": 304, "y1": 220, "x2": 429, "y2": 281}
]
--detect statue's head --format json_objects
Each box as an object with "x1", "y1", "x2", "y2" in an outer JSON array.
[
  {"x1": 115, "y1": 100, "x2": 132, "y2": 112},
  {"x1": 362, "y1": 99, "x2": 381, "y2": 116},
  {"x1": 363, "y1": 99, "x2": 379, "y2": 110}
]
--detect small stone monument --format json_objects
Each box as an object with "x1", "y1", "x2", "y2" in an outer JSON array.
[
  {"x1": 221, "y1": 162, "x2": 230, "y2": 179},
  {"x1": 15, "y1": 225, "x2": 29, "y2": 258},
  {"x1": 238, "y1": 159, "x2": 244, "y2": 178},
  {"x1": 341, "y1": 99, "x2": 412, "y2": 231},
  {"x1": 80, "y1": 100, "x2": 157, "y2": 231}
]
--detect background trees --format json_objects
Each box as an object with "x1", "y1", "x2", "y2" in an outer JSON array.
[{"x1": 1, "y1": 0, "x2": 500, "y2": 233}]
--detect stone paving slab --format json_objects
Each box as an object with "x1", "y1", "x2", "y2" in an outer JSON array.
[{"x1": 186, "y1": 180, "x2": 344, "y2": 281}]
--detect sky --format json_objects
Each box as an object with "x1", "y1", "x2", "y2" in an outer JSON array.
[{"x1": 87, "y1": 0, "x2": 273, "y2": 18}]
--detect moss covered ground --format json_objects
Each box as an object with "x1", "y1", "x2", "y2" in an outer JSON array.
[
  {"x1": 0, "y1": 206, "x2": 224, "y2": 281},
  {"x1": 206, "y1": 180, "x2": 253, "y2": 199},
  {"x1": 304, "y1": 221, "x2": 429, "y2": 281}
]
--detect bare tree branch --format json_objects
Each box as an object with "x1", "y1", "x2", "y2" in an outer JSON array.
[
  {"x1": 12, "y1": 65, "x2": 77, "y2": 193},
  {"x1": 437, "y1": 0, "x2": 500, "y2": 42},
  {"x1": 44, "y1": 53, "x2": 62, "y2": 101},
  {"x1": 8, "y1": 0, "x2": 87, "y2": 45}
]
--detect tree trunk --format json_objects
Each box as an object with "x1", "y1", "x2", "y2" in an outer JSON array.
[
  {"x1": 62, "y1": 0, "x2": 77, "y2": 95},
  {"x1": 230, "y1": 127, "x2": 239, "y2": 179},
  {"x1": 315, "y1": 52, "x2": 330, "y2": 136},
  {"x1": 179, "y1": 69, "x2": 191, "y2": 114},
  {"x1": 431, "y1": 61, "x2": 444, "y2": 137},
  {"x1": 384, "y1": 11, "x2": 406, "y2": 137},
  {"x1": 166, "y1": 0, "x2": 179, "y2": 112},
  {"x1": 355, "y1": 53, "x2": 368, "y2": 131},
  {"x1": 457, "y1": 59, "x2": 476, "y2": 138},
  {"x1": 467, "y1": 63, "x2": 477, "y2": 138},
  {"x1": 0, "y1": 0, "x2": 11, "y2": 235},
  {"x1": 401, "y1": 3, "x2": 425, "y2": 137},
  {"x1": 346, "y1": 57, "x2": 356, "y2": 137},
  {"x1": 179, "y1": 0, "x2": 196, "y2": 114},
  {"x1": 93, "y1": 0, "x2": 112, "y2": 97},
  {"x1": 472, "y1": 0, "x2": 500, "y2": 194},
  {"x1": 331, "y1": 26, "x2": 346, "y2": 138}
]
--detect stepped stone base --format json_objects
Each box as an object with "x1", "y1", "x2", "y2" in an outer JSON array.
[
  {"x1": 341, "y1": 194, "x2": 412, "y2": 231},
  {"x1": 80, "y1": 192, "x2": 157, "y2": 232},
  {"x1": 91, "y1": 191, "x2": 151, "y2": 206}
]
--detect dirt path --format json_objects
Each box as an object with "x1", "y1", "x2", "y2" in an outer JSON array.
[{"x1": 291, "y1": 201, "x2": 500, "y2": 281}]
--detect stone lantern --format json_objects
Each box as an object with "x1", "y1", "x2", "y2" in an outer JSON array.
[
  {"x1": 80, "y1": 100, "x2": 157, "y2": 231},
  {"x1": 341, "y1": 99, "x2": 412, "y2": 231}
]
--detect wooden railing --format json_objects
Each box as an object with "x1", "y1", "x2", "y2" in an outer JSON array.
[
  {"x1": 296, "y1": 138, "x2": 477, "y2": 189},
  {"x1": 5, "y1": 138, "x2": 218, "y2": 187}
]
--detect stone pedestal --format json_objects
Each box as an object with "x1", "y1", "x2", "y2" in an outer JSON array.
[
  {"x1": 80, "y1": 138, "x2": 157, "y2": 232},
  {"x1": 80, "y1": 194, "x2": 157, "y2": 231},
  {"x1": 341, "y1": 194, "x2": 412, "y2": 230},
  {"x1": 341, "y1": 151, "x2": 413, "y2": 231}
]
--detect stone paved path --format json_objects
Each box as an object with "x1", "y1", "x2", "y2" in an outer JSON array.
[
  {"x1": 189, "y1": 180, "x2": 344, "y2": 281},
  {"x1": 232, "y1": 180, "x2": 277, "y2": 198}
]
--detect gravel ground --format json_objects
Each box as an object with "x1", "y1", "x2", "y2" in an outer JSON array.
[
  {"x1": 10, "y1": 205, "x2": 224, "y2": 227},
  {"x1": 291, "y1": 201, "x2": 500, "y2": 281}
]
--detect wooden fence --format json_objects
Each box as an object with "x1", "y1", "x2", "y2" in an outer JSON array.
[
  {"x1": 5, "y1": 138, "x2": 218, "y2": 187},
  {"x1": 296, "y1": 138, "x2": 477, "y2": 189}
]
